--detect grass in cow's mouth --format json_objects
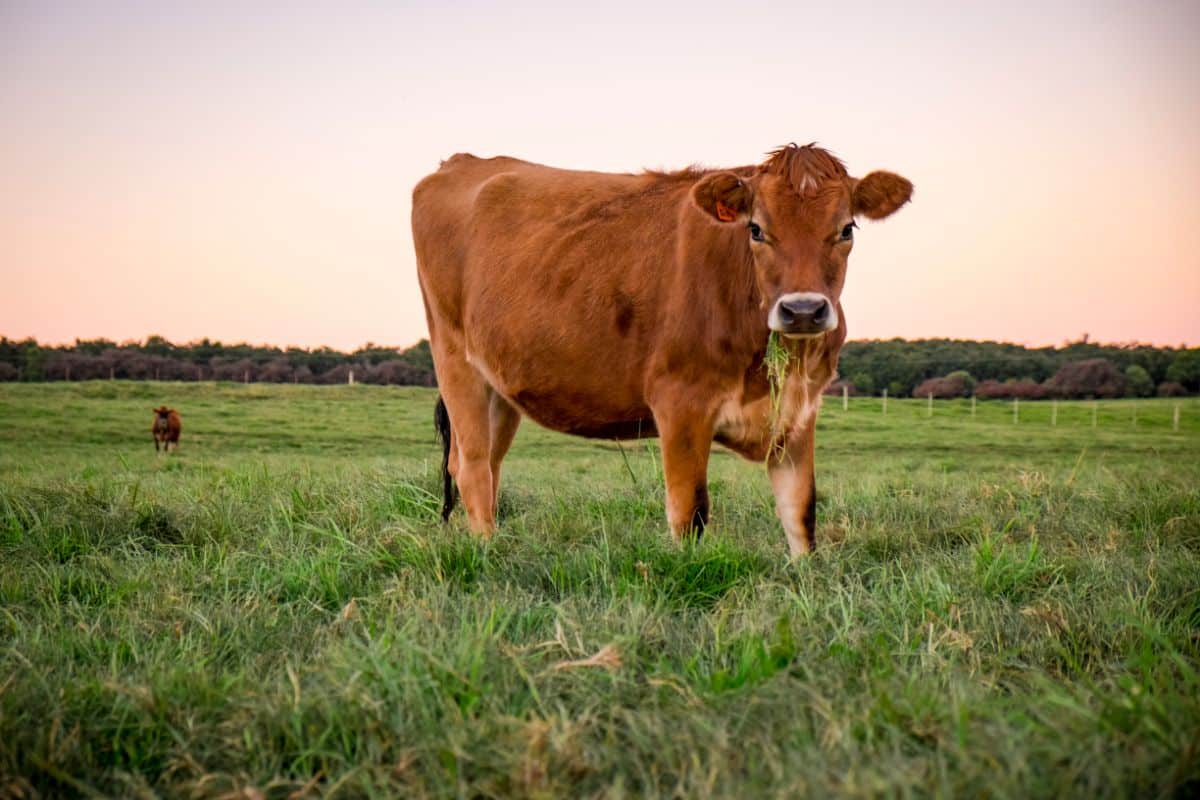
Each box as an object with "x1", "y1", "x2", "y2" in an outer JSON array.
[{"x1": 764, "y1": 330, "x2": 789, "y2": 436}]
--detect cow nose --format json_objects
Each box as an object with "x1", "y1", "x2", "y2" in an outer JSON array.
[
  {"x1": 777, "y1": 296, "x2": 829, "y2": 327},
  {"x1": 768, "y1": 292, "x2": 837, "y2": 335}
]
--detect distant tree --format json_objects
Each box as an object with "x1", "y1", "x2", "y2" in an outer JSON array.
[
  {"x1": 974, "y1": 380, "x2": 1006, "y2": 399},
  {"x1": 1008, "y1": 379, "x2": 1047, "y2": 399},
  {"x1": 847, "y1": 372, "x2": 875, "y2": 396},
  {"x1": 399, "y1": 339, "x2": 435, "y2": 372},
  {"x1": 913, "y1": 376, "x2": 954, "y2": 399},
  {"x1": 1044, "y1": 359, "x2": 1125, "y2": 399},
  {"x1": 1166, "y1": 349, "x2": 1200, "y2": 391},
  {"x1": 142, "y1": 335, "x2": 174, "y2": 357},
  {"x1": 1156, "y1": 381, "x2": 1187, "y2": 397},
  {"x1": 975, "y1": 378, "x2": 1046, "y2": 400},
  {"x1": 369, "y1": 359, "x2": 436, "y2": 386},
  {"x1": 945, "y1": 370, "x2": 976, "y2": 393},
  {"x1": 913, "y1": 373, "x2": 973, "y2": 398},
  {"x1": 0, "y1": 362, "x2": 16, "y2": 381},
  {"x1": 211, "y1": 357, "x2": 255, "y2": 382},
  {"x1": 18, "y1": 340, "x2": 46, "y2": 381},
  {"x1": 1124, "y1": 365, "x2": 1153, "y2": 398},
  {"x1": 317, "y1": 364, "x2": 355, "y2": 384},
  {"x1": 305, "y1": 347, "x2": 344, "y2": 376},
  {"x1": 72, "y1": 338, "x2": 117, "y2": 356},
  {"x1": 824, "y1": 378, "x2": 858, "y2": 396},
  {"x1": 258, "y1": 357, "x2": 294, "y2": 383},
  {"x1": 887, "y1": 380, "x2": 906, "y2": 398},
  {"x1": 117, "y1": 352, "x2": 157, "y2": 380}
]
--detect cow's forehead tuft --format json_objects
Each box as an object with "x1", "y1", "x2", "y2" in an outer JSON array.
[{"x1": 759, "y1": 143, "x2": 848, "y2": 199}]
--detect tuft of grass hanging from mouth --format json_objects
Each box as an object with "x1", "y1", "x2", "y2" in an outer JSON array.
[{"x1": 764, "y1": 331, "x2": 790, "y2": 449}]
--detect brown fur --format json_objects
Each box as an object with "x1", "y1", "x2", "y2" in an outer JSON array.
[
  {"x1": 761, "y1": 142, "x2": 849, "y2": 196},
  {"x1": 151, "y1": 406, "x2": 181, "y2": 452},
  {"x1": 412, "y1": 144, "x2": 911, "y2": 555}
]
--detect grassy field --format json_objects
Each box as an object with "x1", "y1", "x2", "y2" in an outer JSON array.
[{"x1": 1, "y1": 382, "x2": 1198, "y2": 798}]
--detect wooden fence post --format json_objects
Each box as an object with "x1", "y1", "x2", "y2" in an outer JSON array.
[
  {"x1": 927, "y1": 393, "x2": 933, "y2": 418},
  {"x1": 349, "y1": 369, "x2": 356, "y2": 386},
  {"x1": 882, "y1": 388, "x2": 888, "y2": 415},
  {"x1": 1174, "y1": 404, "x2": 1181, "y2": 432},
  {"x1": 971, "y1": 394, "x2": 976, "y2": 419},
  {"x1": 1013, "y1": 397, "x2": 1019, "y2": 424},
  {"x1": 1051, "y1": 399, "x2": 1057, "y2": 427},
  {"x1": 842, "y1": 384, "x2": 848, "y2": 411},
  {"x1": 243, "y1": 369, "x2": 249, "y2": 384}
]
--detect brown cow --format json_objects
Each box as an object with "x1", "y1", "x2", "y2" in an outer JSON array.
[
  {"x1": 151, "y1": 406, "x2": 181, "y2": 452},
  {"x1": 413, "y1": 144, "x2": 911, "y2": 556}
]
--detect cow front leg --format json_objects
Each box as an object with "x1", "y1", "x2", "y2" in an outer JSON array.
[
  {"x1": 654, "y1": 406, "x2": 716, "y2": 541},
  {"x1": 767, "y1": 415, "x2": 817, "y2": 556}
]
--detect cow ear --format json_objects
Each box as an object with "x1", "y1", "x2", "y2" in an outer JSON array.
[
  {"x1": 852, "y1": 171, "x2": 912, "y2": 220},
  {"x1": 691, "y1": 171, "x2": 752, "y2": 224}
]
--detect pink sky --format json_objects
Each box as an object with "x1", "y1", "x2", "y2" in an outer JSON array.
[{"x1": 3, "y1": 1, "x2": 1199, "y2": 350}]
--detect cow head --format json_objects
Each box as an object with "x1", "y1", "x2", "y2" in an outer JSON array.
[
  {"x1": 691, "y1": 144, "x2": 911, "y2": 338},
  {"x1": 154, "y1": 406, "x2": 171, "y2": 419}
]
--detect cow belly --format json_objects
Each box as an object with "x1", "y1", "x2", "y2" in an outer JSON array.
[
  {"x1": 465, "y1": 346, "x2": 652, "y2": 439},
  {"x1": 512, "y1": 388, "x2": 657, "y2": 439}
]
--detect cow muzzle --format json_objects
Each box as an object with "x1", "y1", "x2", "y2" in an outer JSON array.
[{"x1": 767, "y1": 292, "x2": 837, "y2": 337}]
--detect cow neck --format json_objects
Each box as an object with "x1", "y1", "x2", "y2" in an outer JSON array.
[
  {"x1": 674, "y1": 207, "x2": 772, "y2": 392},
  {"x1": 681, "y1": 208, "x2": 763, "y2": 333}
]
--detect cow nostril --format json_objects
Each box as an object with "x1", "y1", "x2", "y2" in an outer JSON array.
[{"x1": 812, "y1": 300, "x2": 830, "y2": 324}]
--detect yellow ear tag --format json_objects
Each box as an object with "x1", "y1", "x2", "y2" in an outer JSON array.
[{"x1": 715, "y1": 201, "x2": 737, "y2": 222}]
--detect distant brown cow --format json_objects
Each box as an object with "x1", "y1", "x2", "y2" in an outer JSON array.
[
  {"x1": 152, "y1": 406, "x2": 181, "y2": 452},
  {"x1": 413, "y1": 144, "x2": 911, "y2": 556}
]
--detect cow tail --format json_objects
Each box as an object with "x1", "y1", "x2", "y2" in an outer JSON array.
[{"x1": 434, "y1": 395, "x2": 457, "y2": 521}]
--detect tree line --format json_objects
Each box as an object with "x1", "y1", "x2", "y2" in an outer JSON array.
[
  {"x1": 0, "y1": 334, "x2": 1197, "y2": 398},
  {"x1": 835, "y1": 337, "x2": 1198, "y2": 399},
  {"x1": 0, "y1": 336, "x2": 435, "y2": 386}
]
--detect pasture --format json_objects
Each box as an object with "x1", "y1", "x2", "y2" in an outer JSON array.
[{"x1": 1, "y1": 382, "x2": 1198, "y2": 798}]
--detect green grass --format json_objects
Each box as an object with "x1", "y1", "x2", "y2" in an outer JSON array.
[{"x1": 1, "y1": 382, "x2": 1198, "y2": 798}]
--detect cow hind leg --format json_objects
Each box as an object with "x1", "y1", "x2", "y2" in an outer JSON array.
[
  {"x1": 488, "y1": 393, "x2": 521, "y2": 517},
  {"x1": 434, "y1": 349, "x2": 497, "y2": 537}
]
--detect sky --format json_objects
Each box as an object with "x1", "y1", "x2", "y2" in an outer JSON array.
[{"x1": 3, "y1": 0, "x2": 1199, "y2": 350}]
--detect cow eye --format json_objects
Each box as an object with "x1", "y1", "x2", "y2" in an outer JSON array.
[
  {"x1": 840, "y1": 222, "x2": 856, "y2": 241},
  {"x1": 748, "y1": 222, "x2": 764, "y2": 242}
]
